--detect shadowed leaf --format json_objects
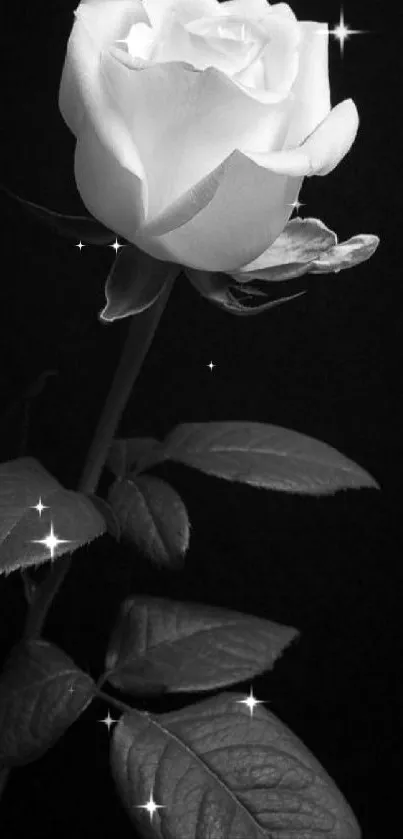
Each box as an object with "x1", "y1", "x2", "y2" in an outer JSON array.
[
  {"x1": 108, "y1": 476, "x2": 190, "y2": 569},
  {"x1": 105, "y1": 595, "x2": 299, "y2": 695},
  {"x1": 0, "y1": 640, "x2": 96, "y2": 767},
  {"x1": 86, "y1": 493, "x2": 121, "y2": 542}
]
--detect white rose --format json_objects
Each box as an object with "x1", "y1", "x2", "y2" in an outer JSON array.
[{"x1": 59, "y1": 0, "x2": 359, "y2": 273}]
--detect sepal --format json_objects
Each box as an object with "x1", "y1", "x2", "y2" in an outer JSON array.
[
  {"x1": 184, "y1": 266, "x2": 306, "y2": 316},
  {"x1": 99, "y1": 246, "x2": 181, "y2": 322},
  {"x1": 227, "y1": 217, "x2": 380, "y2": 283},
  {"x1": 0, "y1": 183, "x2": 116, "y2": 244}
]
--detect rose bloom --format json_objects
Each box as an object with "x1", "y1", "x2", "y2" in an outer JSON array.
[{"x1": 59, "y1": 0, "x2": 359, "y2": 273}]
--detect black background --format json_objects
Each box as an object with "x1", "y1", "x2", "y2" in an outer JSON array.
[{"x1": 0, "y1": 1, "x2": 401, "y2": 837}]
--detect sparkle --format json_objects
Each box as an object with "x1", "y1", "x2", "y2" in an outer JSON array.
[
  {"x1": 315, "y1": 7, "x2": 368, "y2": 57},
  {"x1": 30, "y1": 497, "x2": 49, "y2": 517},
  {"x1": 99, "y1": 711, "x2": 118, "y2": 731},
  {"x1": 135, "y1": 789, "x2": 166, "y2": 822},
  {"x1": 235, "y1": 687, "x2": 268, "y2": 717},
  {"x1": 288, "y1": 198, "x2": 305, "y2": 215},
  {"x1": 207, "y1": 361, "x2": 216, "y2": 372},
  {"x1": 75, "y1": 241, "x2": 85, "y2": 251},
  {"x1": 30, "y1": 521, "x2": 74, "y2": 560},
  {"x1": 110, "y1": 238, "x2": 124, "y2": 254}
]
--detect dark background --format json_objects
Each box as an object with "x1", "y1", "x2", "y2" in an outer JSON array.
[{"x1": 0, "y1": 0, "x2": 401, "y2": 837}]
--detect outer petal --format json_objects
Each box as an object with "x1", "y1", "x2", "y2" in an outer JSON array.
[
  {"x1": 282, "y1": 21, "x2": 330, "y2": 149},
  {"x1": 243, "y1": 98, "x2": 359, "y2": 177},
  {"x1": 131, "y1": 148, "x2": 303, "y2": 271},
  {"x1": 60, "y1": 1, "x2": 149, "y2": 224},
  {"x1": 59, "y1": 0, "x2": 150, "y2": 138},
  {"x1": 58, "y1": 0, "x2": 148, "y2": 233},
  {"x1": 74, "y1": 119, "x2": 145, "y2": 240}
]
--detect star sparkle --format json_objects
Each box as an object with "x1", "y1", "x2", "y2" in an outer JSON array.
[
  {"x1": 98, "y1": 711, "x2": 118, "y2": 731},
  {"x1": 30, "y1": 522, "x2": 74, "y2": 560},
  {"x1": 75, "y1": 241, "x2": 85, "y2": 250},
  {"x1": 135, "y1": 789, "x2": 166, "y2": 823},
  {"x1": 315, "y1": 7, "x2": 368, "y2": 58},
  {"x1": 29, "y1": 497, "x2": 49, "y2": 517},
  {"x1": 288, "y1": 198, "x2": 305, "y2": 215},
  {"x1": 235, "y1": 686, "x2": 268, "y2": 717},
  {"x1": 207, "y1": 361, "x2": 216, "y2": 372},
  {"x1": 110, "y1": 238, "x2": 124, "y2": 254}
]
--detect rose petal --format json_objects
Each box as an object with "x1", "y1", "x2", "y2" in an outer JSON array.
[
  {"x1": 146, "y1": 2, "x2": 302, "y2": 105},
  {"x1": 282, "y1": 21, "x2": 331, "y2": 149},
  {"x1": 141, "y1": 0, "x2": 224, "y2": 68},
  {"x1": 60, "y1": 0, "x2": 149, "y2": 136},
  {"x1": 141, "y1": 0, "x2": 219, "y2": 32},
  {"x1": 74, "y1": 120, "x2": 145, "y2": 241},
  {"x1": 59, "y1": 0, "x2": 148, "y2": 188},
  {"x1": 242, "y1": 98, "x2": 359, "y2": 176},
  {"x1": 101, "y1": 53, "x2": 297, "y2": 222},
  {"x1": 131, "y1": 148, "x2": 303, "y2": 271},
  {"x1": 230, "y1": 13, "x2": 300, "y2": 99},
  {"x1": 269, "y1": 3, "x2": 298, "y2": 21},
  {"x1": 215, "y1": 0, "x2": 277, "y2": 20}
]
